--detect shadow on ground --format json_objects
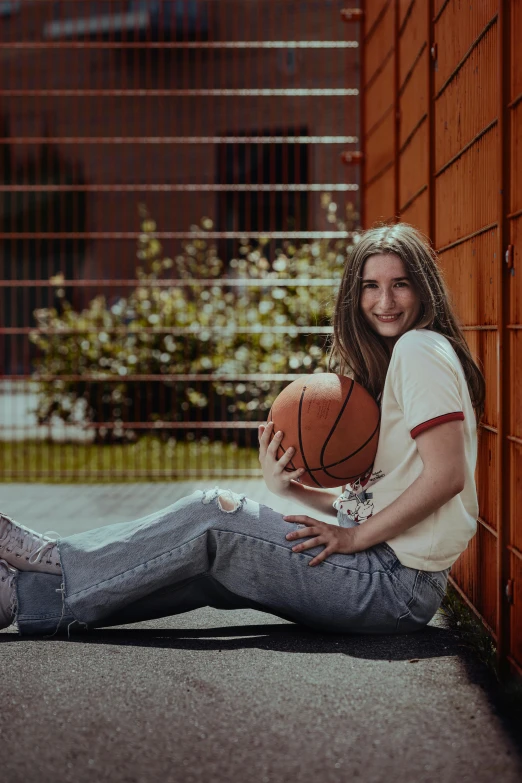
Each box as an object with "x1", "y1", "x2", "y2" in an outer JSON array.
[
  {"x1": 0, "y1": 620, "x2": 455, "y2": 657},
  {"x1": 94, "y1": 621, "x2": 519, "y2": 756},
  {"x1": 3, "y1": 618, "x2": 521, "y2": 756}
]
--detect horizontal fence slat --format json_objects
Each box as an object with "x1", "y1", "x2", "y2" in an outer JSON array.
[
  {"x1": 2, "y1": 326, "x2": 334, "y2": 338},
  {"x1": 1, "y1": 136, "x2": 358, "y2": 145},
  {"x1": 0, "y1": 278, "x2": 343, "y2": 289},
  {"x1": 0, "y1": 471, "x2": 265, "y2": 479},
  {"x1": 0, "y1": 374, "x2": 318, "y2": 385},
  {"x1": 0, "y1": 89, "x2": 359, "y2": 97},
  {"x1": 0, "y1": 184, "x2": 359, "y2": 193},
  {"x1": 0, "y1": 232, "x2": 352, "y2": 240},
  {"x1": 0, "y1": 41, "x2": 359, "y2": 50}
]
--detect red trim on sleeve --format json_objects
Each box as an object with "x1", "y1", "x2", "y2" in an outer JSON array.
[{"x1": 410, "y1": 412, "x2": 465, "y2": 439}]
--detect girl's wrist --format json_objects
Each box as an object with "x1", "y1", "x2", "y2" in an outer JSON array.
[
  {"x1": 350, "y1": 519, "x2": 376, "y2": 551},
  {"x1": 283, "y1": 480, "x2": 339, "y2": 517}
]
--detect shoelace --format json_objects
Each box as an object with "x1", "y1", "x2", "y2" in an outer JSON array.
[
  {"x1": 0, "y1": 512, "x2": 60, "y2": 565},
  {"x1": 28, "y1": 539, "x2": 60, "y2": 565}
]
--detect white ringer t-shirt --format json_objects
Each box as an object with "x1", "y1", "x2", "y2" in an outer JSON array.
[{"x1": 333, "y1": 328, "x2": 478, "y2": 572}]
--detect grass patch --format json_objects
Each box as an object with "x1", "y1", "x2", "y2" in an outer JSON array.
[
  {"x1": 440, "y1": 584, "x2": 498, "y2": 674},
  {"x1": 440, "y1": 584, "x2": 522, "y2": 711},
  {"x1": 0, "y1": 438, "x2": 261, "y2": 482}
]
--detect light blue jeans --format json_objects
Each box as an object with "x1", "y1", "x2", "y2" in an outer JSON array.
[{"x1": 15, "y1": 487, "x2": 449, "y2": 636}]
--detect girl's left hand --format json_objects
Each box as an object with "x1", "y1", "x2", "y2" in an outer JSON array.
[{"x1": 283, "y1": 515, "x2": 362, "y2": 566}]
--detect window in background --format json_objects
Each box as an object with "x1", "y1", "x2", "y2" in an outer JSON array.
[
  {"x1": 0, "y1": 116, "x2": 88, "y2": 375},
  {"x1": 0, "y1": 1, "x2": 21, "y2": 18},
  {"x1": 217, "y1": 128, "x2": 309, "y2": 265},
  {"x1": 44, "y1": 0, "x2": 208, "y2": 41}
]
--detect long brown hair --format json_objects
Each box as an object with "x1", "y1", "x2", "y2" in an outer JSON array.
[{"x1": 327, "y1": 222, "x2": 486, "y2": 423}]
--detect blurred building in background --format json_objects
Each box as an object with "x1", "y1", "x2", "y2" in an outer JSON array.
[{"x1": 0, "y1": 0, "x2": 359, "y2": 375}]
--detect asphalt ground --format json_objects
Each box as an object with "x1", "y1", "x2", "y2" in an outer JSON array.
[{"x1": 1, "y1": 482, "x2": 521, "y2": 783}]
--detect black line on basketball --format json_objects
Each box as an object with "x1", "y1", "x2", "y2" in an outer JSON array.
[
  {"x1": 298, "y1": 384, "x2": 322, "y2": 488},
  {"x1": 319, "y1": 378, "x2": 354, "y2": 471},
  {"x1": 323, "y1": 463, "x2": 375, "y2": 483},
  {"x1": 316, "y1": 409, "x2": 381, "y2": 475}
]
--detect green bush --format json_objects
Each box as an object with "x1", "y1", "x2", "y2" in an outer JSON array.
[{"x1": 30, "y1": 198, "x2": 358, "y2": 443}]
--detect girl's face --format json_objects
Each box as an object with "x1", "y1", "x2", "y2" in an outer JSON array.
[{"x1": 359, "y1": 253, "x2": 422, "y2": 349}]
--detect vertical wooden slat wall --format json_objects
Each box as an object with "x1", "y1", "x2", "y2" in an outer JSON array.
[
  {"x1": 361, "y1": 0, "x2": 521, "y2": 678},
  {"x1": 507, "y1": 0, "x2": 522, "y2": 677}
]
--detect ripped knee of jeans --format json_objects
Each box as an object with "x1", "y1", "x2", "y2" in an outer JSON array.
[{"x1": 201, "y1": 486, "x2": 246, "y2": 514}]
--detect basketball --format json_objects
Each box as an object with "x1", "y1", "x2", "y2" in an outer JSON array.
[{"x1": 267, "y1": 373, "x2": 380, "y2": 489}]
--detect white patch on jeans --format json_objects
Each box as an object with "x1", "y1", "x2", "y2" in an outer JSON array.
[{"x1": 201, "y1": 486, "x2": 246, "y2": 514}]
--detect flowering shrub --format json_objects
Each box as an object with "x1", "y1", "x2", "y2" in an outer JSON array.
[{"x1": 30, "y1": 197, "x2": 359, "y2": 443}]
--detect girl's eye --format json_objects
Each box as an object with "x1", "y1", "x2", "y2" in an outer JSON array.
[{"x1": 362, "y1": 282, "x2": 408, "y2": 289}]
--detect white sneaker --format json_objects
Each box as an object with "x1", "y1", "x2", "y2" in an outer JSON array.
[
  {"x1": 0, "y1": 512, "x2": 62, "y2": 575},
  {"x1": 0, "y1": 560, "x2": 17, "y2": 629}
]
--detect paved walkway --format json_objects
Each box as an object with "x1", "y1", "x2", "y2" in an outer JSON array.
[{"x1": 1, "y1": 482, "x2": 521, "y2": 783}]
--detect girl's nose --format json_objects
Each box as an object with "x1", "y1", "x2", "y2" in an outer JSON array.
[{"x1": 379, "y1": 288, "x2": 395, "y2": 306}]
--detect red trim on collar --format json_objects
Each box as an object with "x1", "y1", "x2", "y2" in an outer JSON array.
[{"x1": 411, "y1": 412, "x2": 464, "y2": 439}]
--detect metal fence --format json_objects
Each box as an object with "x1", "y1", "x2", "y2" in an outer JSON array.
[
  {"x1": 360, "y1": 0, "x2": 521, "y2": 677},
  {"x1": 0, "y1": 1, "x2": 360, "y2": 478}
]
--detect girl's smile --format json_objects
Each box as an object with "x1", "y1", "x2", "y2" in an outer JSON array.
[{"x1": 360, "y1": 253, "x2": 422, "y2": 348}]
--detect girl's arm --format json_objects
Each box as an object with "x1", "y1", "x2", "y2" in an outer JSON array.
[
  {"x1": 352, "y1": 419, "x2": 466, "y2": 550},
  {"x1": 279, "y1": 481, "x2": 339, "y2": 518},
  {"x1": 284, "y1": 419, "x2": 467, "y2": 565}
]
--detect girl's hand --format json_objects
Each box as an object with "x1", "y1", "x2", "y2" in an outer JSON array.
[
  {"x1": 258, "y1": 421, "x2": 305, "y2": 497},
  {"x1": 283, "y1": 514, "x2": 362, "y2": 566}
]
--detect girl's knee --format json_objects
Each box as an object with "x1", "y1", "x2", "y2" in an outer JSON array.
[{"x1": 200, "y1": 487, "x2": 247, "y2": 514}]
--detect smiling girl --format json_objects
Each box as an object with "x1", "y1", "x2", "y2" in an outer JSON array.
[{"x1": 0, "y1": 223, "x2": 485, "y2": 636}]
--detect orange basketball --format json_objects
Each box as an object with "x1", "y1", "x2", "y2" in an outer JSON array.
[{"x1": 267, "y1": 373, "x2": 380, "y2": 489}]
